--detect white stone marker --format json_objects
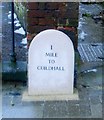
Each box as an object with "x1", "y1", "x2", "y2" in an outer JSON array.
[{"x1": 28, "y1": 29, "x2": 74, "y2": 96}]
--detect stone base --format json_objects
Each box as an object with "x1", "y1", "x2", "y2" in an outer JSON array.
[{"x1": 22, "y1": 89, "x2": 79, "y2": 101}]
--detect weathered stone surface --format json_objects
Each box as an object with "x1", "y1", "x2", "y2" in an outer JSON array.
[{"x1": 28, "y1": 29, "x2": 74, "y2": 95}]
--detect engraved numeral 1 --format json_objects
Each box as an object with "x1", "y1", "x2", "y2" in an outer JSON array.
[{"x1": 51, "y1": 45, "x2": 52, "y2": 50}]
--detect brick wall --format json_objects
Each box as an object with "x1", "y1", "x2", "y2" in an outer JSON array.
[
  {"x1": 27, "y1": 2, "x2": 79, "y2": 34},
  {"x1": 14, "y1": 2, "x2": 79, "y2": 49}
]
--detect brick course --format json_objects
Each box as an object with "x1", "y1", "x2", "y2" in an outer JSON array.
[
  {"x1": 27, "y1": 2, "x2": 79, "y2": 34},
  {"x1": 27, "y1": 2, "x2": 39, "y2": 10},
  {"x1": 26, "y1": 2, "x2": 79, "y2": 49}
]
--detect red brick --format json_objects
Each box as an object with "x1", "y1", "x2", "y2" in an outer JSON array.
[
  {"x1": 27, "y1": 18, "x2": 38, "y2": 25},
  {"x1": 27, "y1": 10, "x2": 46, "y2": 18},
  {"x1": 38, "y1": 3, "x2": 46, "y2": 10},
  {"x1": 27, "y1": 10, "x2": 55, "y2": 18},
  {"x1": 58, "y1": 3, "x2": 67, "y2": 10},
  {"x1": 38, "y1": 18, "x2": 46, "y2": 25},
  {"x1": 46, "y1": 3, "x2": 59, "y2": 10},
  {"x1": 39, "y1": 18, "x2": 56, "y2": 26},
  {"x1": 27, "y1": 2, "x2": 39, "y2": 10},
  {"x1": 46, "y1": 19, "x2": 56, "y2": 25},
  {"x1": 26, "y1": 2, "x2": 79, "y2": 34},
  {"x1": 44, "y1": 10, "x2": 54, "y2": 18},
  {"x1": 27, "y1": 25, "x2": 55, "y2": 34}
]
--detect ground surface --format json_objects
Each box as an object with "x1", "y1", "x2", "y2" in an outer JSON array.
[{"x1": 2, "y1": 66, "x2": 103, "y2": 118}]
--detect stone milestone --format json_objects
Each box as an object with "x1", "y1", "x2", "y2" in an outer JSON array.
[{"x1": 28, "y1": 29, "x2": 74, "y2": 95}]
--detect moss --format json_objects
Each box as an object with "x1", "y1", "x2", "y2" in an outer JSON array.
[
  {"x1": 82, "y1": 13, "x2": 92, "y2": 17},
  {"x1": 58, "y1": 18, "x2": 78, "y2": 27},
  {"x1": 68, "y1": 20, "x2": 78, "y2": 27},
  {"x1": 100, "y1": 2, "x2": 104, "y2": 7}
]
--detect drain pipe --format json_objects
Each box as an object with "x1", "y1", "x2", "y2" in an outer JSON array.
[{"x1": 11, "y1": 1, "x2": 16, "y2": 62}]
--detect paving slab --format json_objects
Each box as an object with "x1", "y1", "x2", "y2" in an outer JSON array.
[
  {"x1": 2, "y1": 96, "x2": 44, "y2": 118},
  {"x1": 90, "y1": 103, "x2": 102, "y2": 118},
  {"x1": 43, "y1": 101, "x2": 68, "y2": 118},
  {"x1": 2, "y1": 82, "x2": 44, "y2": 118},
  {"x1": 66, "y1": 101, "x2": 80, "y2": 118}
]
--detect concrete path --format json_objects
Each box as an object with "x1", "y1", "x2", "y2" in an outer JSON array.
[{"x1": 2, "y1": 65, "x2": 103, "y2": 118}]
